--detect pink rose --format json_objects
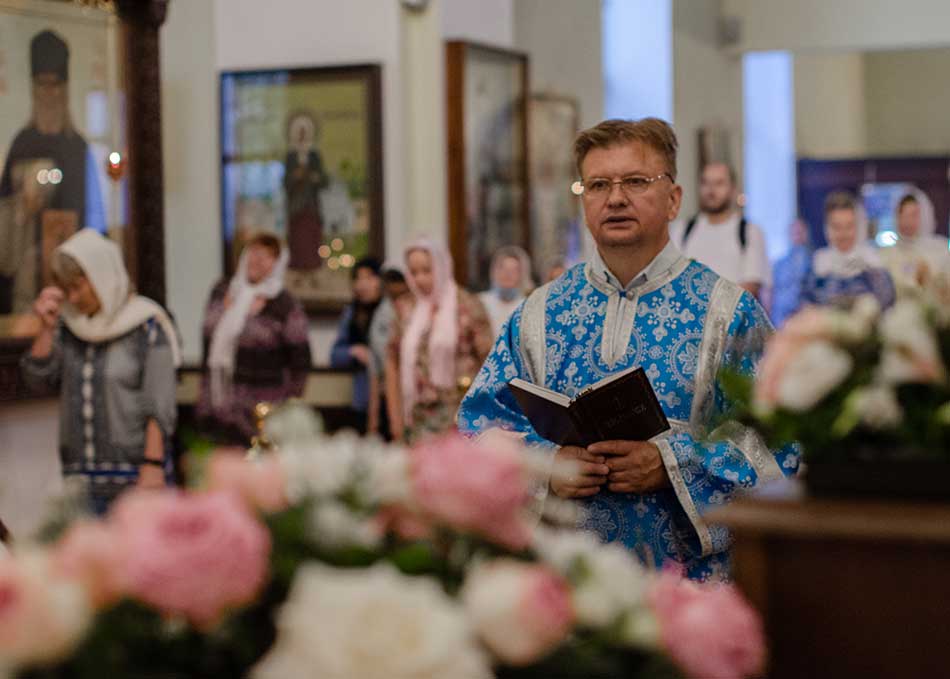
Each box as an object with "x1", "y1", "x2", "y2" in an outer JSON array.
[
  {"x1": 782, "y1": 306, "x2": 834, "y2": 341},
  {"x1": 0, "y1": 551, "x2": 91, "y2": 667},
  {"x1": 410, "y1": 433, "x2": 532, "y2": 550},
  {"x1": 110, "y1": 489, "x2": 271, "y2": 628},
  {"x1": 52, "y1": 520, "x2": 125, "y2": 608},
  {"x1": 648, "y1": 571, "x2": 766, "y2": 679},
  {"x1": 754, "y1": 334, "x2": 799, "y2": 410},
  {"x1": 755, "y1": 306, "x2": 838, "y2": 410},
  {"x1": 462, "y1": 559, "x2": 574, "y2": 666},
  {"x1": 206, "y1": 450, "x2": 289, "y2": 513}
]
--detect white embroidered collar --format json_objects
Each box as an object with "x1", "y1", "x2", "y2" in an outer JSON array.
[{"x1": 589, "y1": 239, "x2": 684, "y2": 293}]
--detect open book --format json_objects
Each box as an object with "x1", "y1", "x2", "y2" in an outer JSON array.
[{"x1": 506, "y1": 365, "x2": 670, "y2": 447}]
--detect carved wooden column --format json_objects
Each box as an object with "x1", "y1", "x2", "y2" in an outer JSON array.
[{"x1": 115, "y1": 0, "x2": 168, "y2": 305}]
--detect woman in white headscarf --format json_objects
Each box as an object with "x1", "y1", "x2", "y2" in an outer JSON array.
[
  {"x1": 197, "y1": 232, "x2": 311, "y2": 444},
  {"x1": 477, "y1": 245, "x2": 535, "y2": 338},
  {"x1": 802, "y1": 190, "x2": 895, "y2": 309},
  {"x1": 21, "y1": 228, "x2": 181, "y2": 514},
  {"x1": 385, "y1": 238, "x2": 492, "y2": 443},
  {"x1": 879, "y1": 187, "x2": 950, "y2": 295}
]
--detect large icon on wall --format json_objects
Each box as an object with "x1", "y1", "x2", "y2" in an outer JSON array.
[
  {"x1": 0, "y1": 0, "x2": 123, "y2": 339},
  {"x1": 220, "y1": 64, "x2": 384, "y2": 314},
  {"x1": 529, "y1": 93, "x2": 582, "y2": 277},
  {"x1": 446, "y1": 41, "x2": 529, "y2": 291}
]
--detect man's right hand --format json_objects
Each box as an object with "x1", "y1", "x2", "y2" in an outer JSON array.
[
  {"x1": 33, "y1": 287, "x2": 63, "y2": 330},
  {"x1": 549, "y1": 445, "x2": 609, "y2": 499}
]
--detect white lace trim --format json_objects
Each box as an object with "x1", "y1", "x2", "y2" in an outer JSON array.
[
  {"x1": 690, "y1": 277, "x2": 742, "y2": 434},
  {"x1": 655, "y1": 435, "x2": 714, "y2": 556}
]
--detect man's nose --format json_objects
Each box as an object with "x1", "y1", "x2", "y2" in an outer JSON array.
[{"x1": 606, "y1": 181, "x2": 628, "y2": 205}]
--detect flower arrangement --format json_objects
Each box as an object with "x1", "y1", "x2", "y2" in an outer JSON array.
[
  {"x1": 723, "y1": 282, "x2": 950, "y2": 463},
  {"x1": 4, "y1": 409, "x2": 766, "y2": 679}
]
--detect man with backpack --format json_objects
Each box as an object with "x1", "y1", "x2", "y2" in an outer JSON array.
[{"x1": 671, "y1": 162, "x2": 770, "y2": 300}]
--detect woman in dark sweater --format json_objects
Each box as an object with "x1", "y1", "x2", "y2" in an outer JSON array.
[
  {"x1": 197, "y1": 233, "x2": 311, "y2": 444},
  {"x1": 330, "y1": 257, "x2": 383, "y2": 434}
]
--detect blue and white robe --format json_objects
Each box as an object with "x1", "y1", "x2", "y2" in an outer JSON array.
[{"x1": 458, "y1": 243, "x2": 800, "y2": 581}]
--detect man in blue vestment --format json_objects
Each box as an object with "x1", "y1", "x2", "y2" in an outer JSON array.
[{"x1": 458, "y1": 118, "x2": 799, "y2": 581}]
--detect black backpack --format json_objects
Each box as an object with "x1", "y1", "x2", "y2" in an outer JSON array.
[{"x1": 683, "y1": 215, "x2": 747, "y2": 251}]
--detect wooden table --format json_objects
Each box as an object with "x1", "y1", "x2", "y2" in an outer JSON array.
[{"x1": 709, "y1": 478, "x2": 950, "y2": 679}]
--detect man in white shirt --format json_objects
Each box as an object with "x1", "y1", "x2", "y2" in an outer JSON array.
[{"x1": 671, "y1": 162, "x2": 770, "y2": 300}]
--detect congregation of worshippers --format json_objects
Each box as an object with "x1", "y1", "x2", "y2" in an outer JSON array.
[{"x1": 2, "y1": 0, "x2": 949, "y2": 592}]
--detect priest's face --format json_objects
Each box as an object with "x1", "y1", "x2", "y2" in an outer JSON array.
[{"x1": 580, "y1": 141, "x2": 682, "y2": 252}]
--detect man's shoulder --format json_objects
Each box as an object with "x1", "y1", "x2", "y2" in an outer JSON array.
[
  {"x1": 674, "y1": 259, "x2": 758, "y2": 314},
  {"x1": 529, "y1": 263, "x2": 586, "y2": 301}
]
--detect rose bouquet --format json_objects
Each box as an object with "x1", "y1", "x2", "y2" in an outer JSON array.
[
  {"x1": 4, "y1": 408, "x2": 766, "y2": 679},
  {"x1": 722, "y1": 282, "x2": 950, "y2": 465}
]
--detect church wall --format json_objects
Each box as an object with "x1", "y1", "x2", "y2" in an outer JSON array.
[
  {"x1": 864, "y1": 48, "x2": 950, "y2": 156},
  {"x1": 721, "y1": 0, "x2": 950, "y2": 54},
  {"x1": 793, "y1": 53, "x2": 868, "y2": 158},
  {"x1": 672, "y1": 0, "x2": 744, "y2": 220}
]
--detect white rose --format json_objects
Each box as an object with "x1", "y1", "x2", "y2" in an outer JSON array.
[
  {"x1": 309, "y1": 501, "x2": 382, "y2": 550},
  {"x1": 0, "y1": 549, "x2": 91, "y2": 671},
  {"x1": 534, "y1": 528, "x2": 648, "y2": 629},
  {"x1": 824, "y1": 297, "x2": 879, "y2": 344},
  {"x1": 777, "y1": 340, "x2": 853, "y2": 412},
  {"x1": 852, "y1": 385, "x2": 903, "y2": 429},
  {"x1": 462, "y1": 559, "x2": 573, "y2": 666},
  {"x1": 362, "y1": 448, "x2": 412, "y2": 506},
  {"x1": 279, "y1": 431, "x2": 372, "y2": 501},
  {"x1": 879, "y1": 301, "x2": 946, "y2": 384},
  {"x1": 253, "y1": 563, "x2": 491, "y2": 679},
  {"x1": 851, "y1": 294, "x2": 882, "y2": 326}
]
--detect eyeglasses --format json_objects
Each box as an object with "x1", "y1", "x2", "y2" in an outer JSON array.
[{"x1": 571, "y1": 173, "x2": 673, "y2": 199}]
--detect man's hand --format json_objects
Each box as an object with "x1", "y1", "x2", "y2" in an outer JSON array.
[
  {"x1": 549, "y1": 445, "x2": 609, "y2": 499},
  {"x1": 587, "y1": 440, "x2": 670, "y2": 494}
]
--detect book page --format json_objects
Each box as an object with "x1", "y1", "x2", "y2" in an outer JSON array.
[{"x1": 508, "y1": 378, "x2": 571, "y2": 408}]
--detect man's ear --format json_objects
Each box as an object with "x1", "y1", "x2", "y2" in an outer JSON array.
[{"x1": 667, "y1": 183, "x2": 683, "y2": 221}]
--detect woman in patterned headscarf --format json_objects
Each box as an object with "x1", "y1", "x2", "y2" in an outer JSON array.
[
  {"x1": 385, "y1": 238, "x2": 492, "y2": 443},
  {"x1": 802, "y1": 191, "x2": 895, "y2": 309}
]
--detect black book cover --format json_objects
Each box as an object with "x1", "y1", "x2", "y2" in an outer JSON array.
[{"x1": 507, "y1": 366, "x2": 670, "y2": 447}]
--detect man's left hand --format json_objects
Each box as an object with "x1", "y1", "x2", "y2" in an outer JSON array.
[{"x1": 587, "y1": 440, "x2": 670, "y2": 494}]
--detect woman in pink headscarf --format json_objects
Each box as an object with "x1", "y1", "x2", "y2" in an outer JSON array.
[{"x1": 385, "y1": 238, "x2": 492, "y2": 443}]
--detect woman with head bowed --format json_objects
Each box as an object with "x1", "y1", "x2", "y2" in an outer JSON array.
[
  {"x1": 21, "y1": 229, "x2": 180, "y2": 513},
  {"x1": 197, "y1": 232, "x2": 312, "y2": 445},
  {"x1": 478, "y1": 245, "x2": 535, "y2": 338},
  {"x1": 385, "y1": 238, "x2": 492, "y2": 443},
  {"x1": 802, "y1": 191, "x2": 895, "y2": 310}
]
